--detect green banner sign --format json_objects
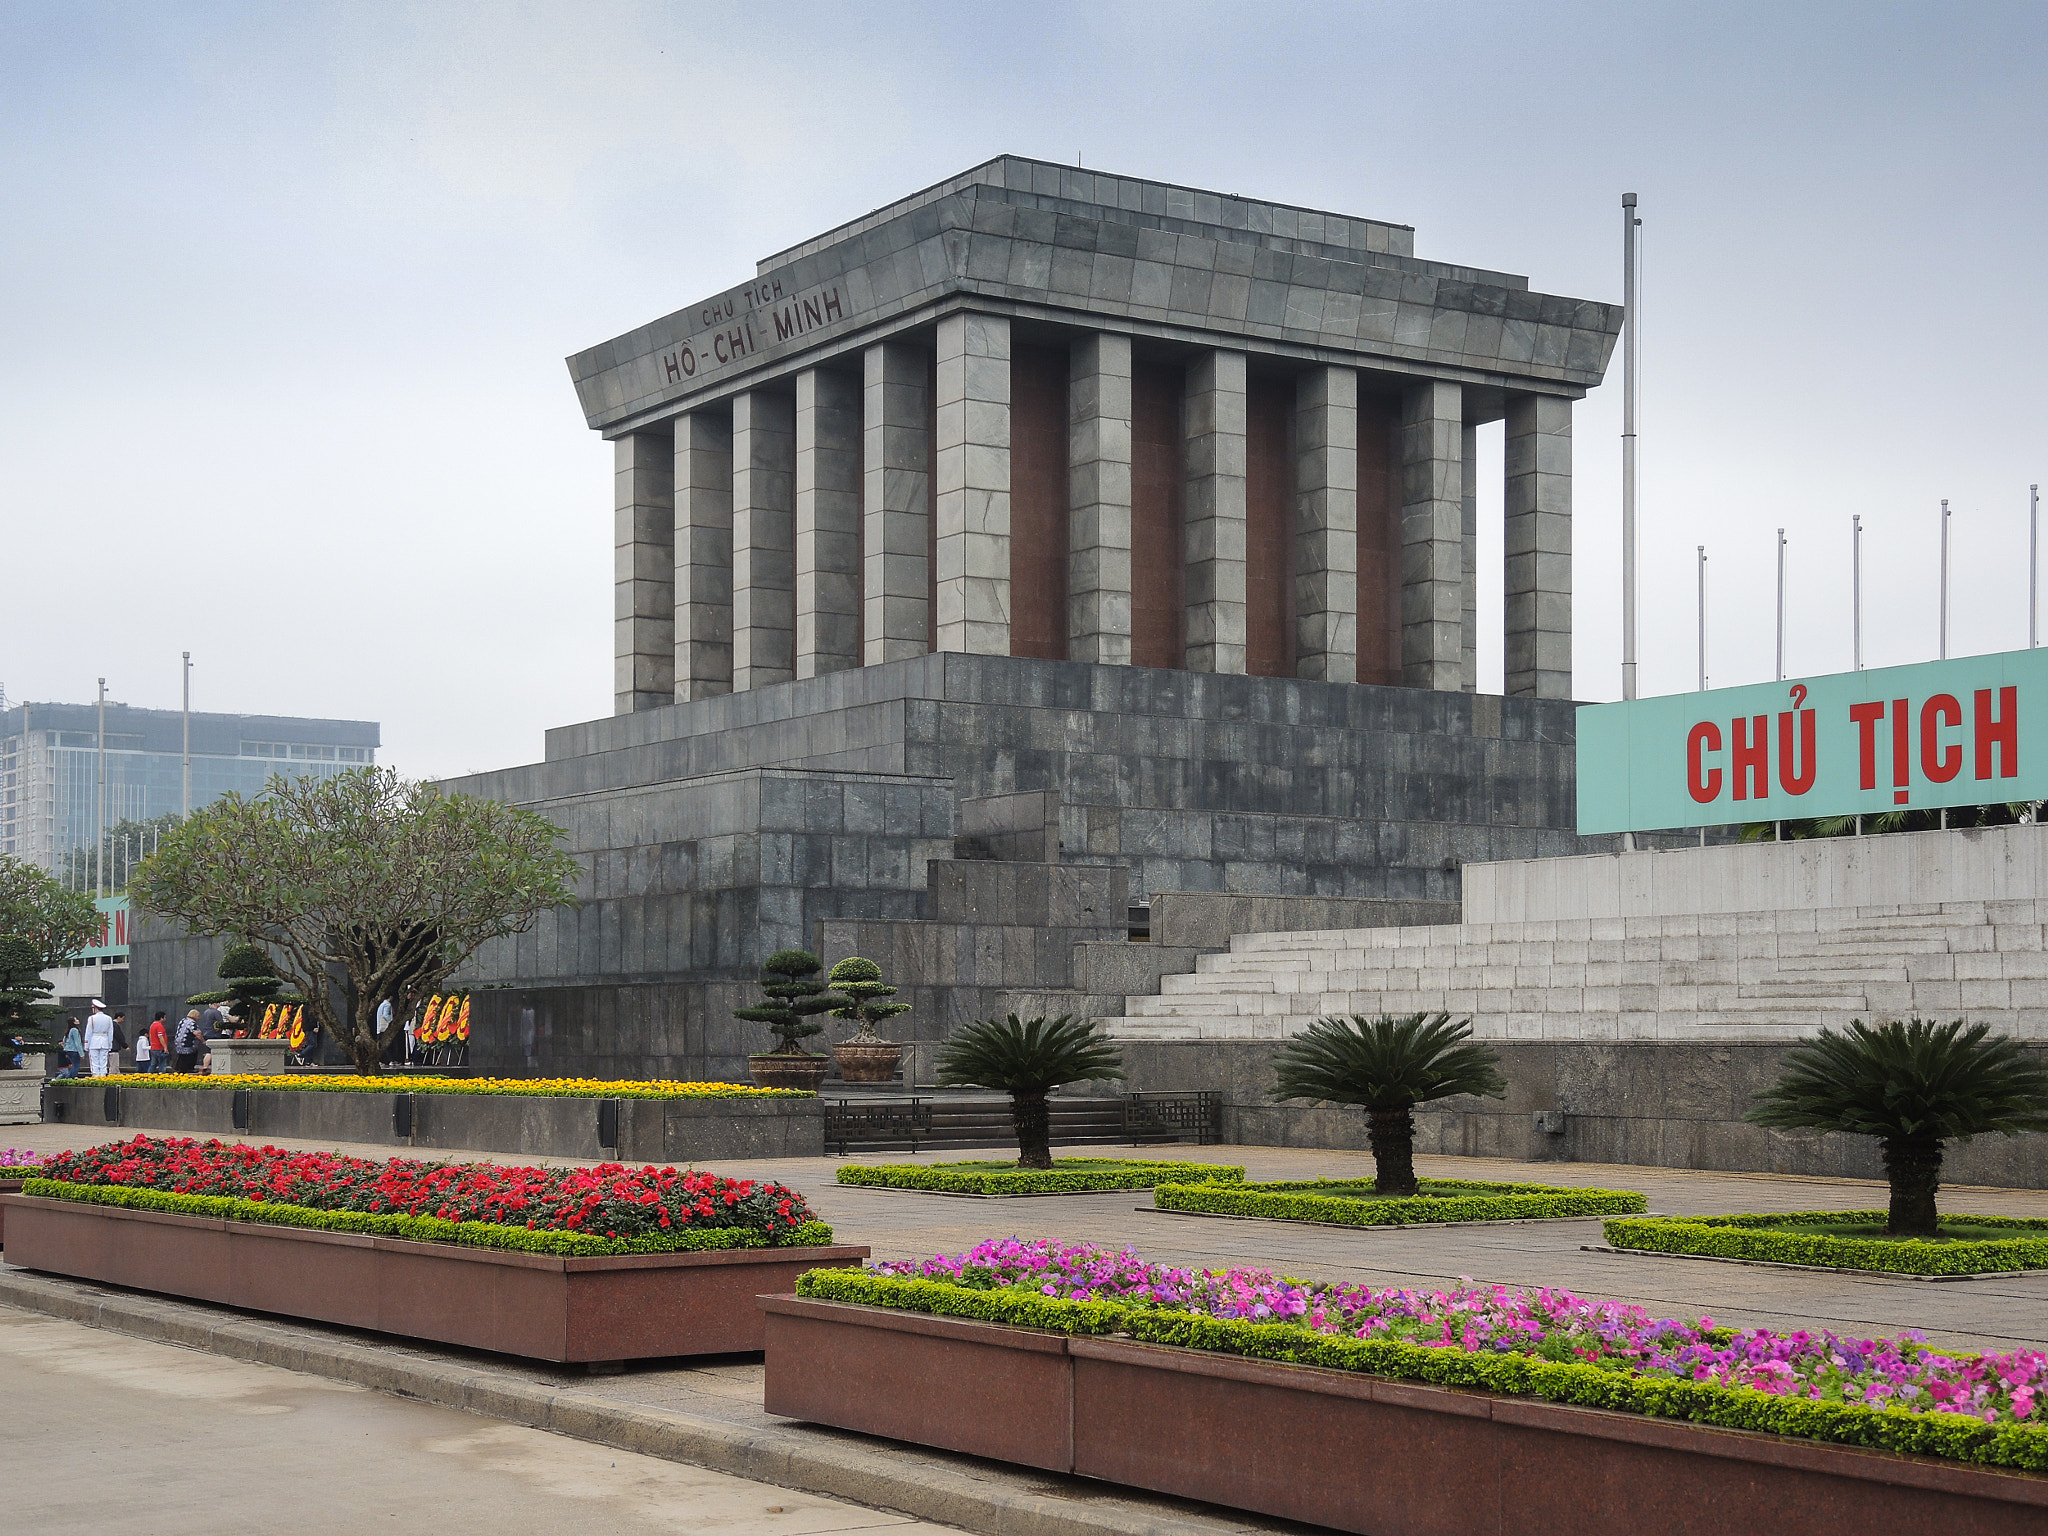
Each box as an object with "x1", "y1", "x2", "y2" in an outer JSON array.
[{"x1": 1576, "y1": 646, "x2": 2048, "y2": 834}]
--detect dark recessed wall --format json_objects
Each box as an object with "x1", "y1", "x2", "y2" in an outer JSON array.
[
  {"x1": 1356, "y1": 394, "x2": 1403, "y2": 687},
  {"x1": 1008, "y1": 345, "x2": 1071, "y2": 661},
  {"x1": 1131, "y1": 361, "x2": 1186, "y2": 669},
  {"x1": 1245, "y1": 374, "x2": 1295, "y2": 679}
]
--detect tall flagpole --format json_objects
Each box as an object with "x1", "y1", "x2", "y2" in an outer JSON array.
[
  {"x1": 1696, "y1": 546, "x2": 1708, "y2": 691},
  {"x1": 1940, "y1": 499, "x2": 1951, "y2": 660},
  {"x1": 181, "y1": 653, "x2": 192, "y2": 816},
  {"x1": 1775, "y1": 529, "x2": 1787, "y2": 682},
  {"x1": 1620, "y1": 193, "x2": 1641, "y2": 703},
  {"x1": 2031, "y1": 486, "x2": 2040, "y2": 649},
  {"x1": 1852, "y1": 515, "x2": 1863, "y2": 669}
]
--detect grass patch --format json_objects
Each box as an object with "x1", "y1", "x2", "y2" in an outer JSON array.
[
  {"x1": 835, "y1": 1158, "x2": 1246, "y2": 1195},
  {"x1": 1154, "y1": 1176, "x2": 1646, "y2": 1226},
  {"x1": 1604, "y1": 1210, "x2": 2048, "y2": 1275}
]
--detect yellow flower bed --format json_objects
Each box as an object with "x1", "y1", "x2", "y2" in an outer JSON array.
[{"x1": 119, "y1": 1075, "x2": 807, "y2": 1100}]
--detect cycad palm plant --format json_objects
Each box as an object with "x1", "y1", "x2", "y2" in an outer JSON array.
[
  {"x1": 1745, "y1": 1018, "x2": 2048, "y2": 1237},
  {"x1": 1271, "y1": 1013, "x2": 1506, "y2": 1197},
  {"x1": 935, "y1": 1014, "x2": 1124, "y2": 1168}
]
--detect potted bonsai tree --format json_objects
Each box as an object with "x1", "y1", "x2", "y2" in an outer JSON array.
[
  {"x1": 736, "y1": 949, "x2": 844, "y2": 1091},
  {"x1": 0, "y1": 935, "x2": 61, "y2": 1072},
  {"x1": 827, "y1": 956, "x2": 910, "y2": 1084}
]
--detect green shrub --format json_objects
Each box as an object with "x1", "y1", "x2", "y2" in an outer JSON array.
[
  {"x1": 22, "y1": 1178, "x2": 834, "y2": 1256},
  {"x1": 792, "y1": 1269, "x2": 2048, "y2": 1472},
  {"x1": 1156, "y1": 1176, "x2": 1645, "y2": 1225},
  {"x1": 835, "y1": 1157, "x2": 1245, "y2": 1195},
  {"x1": 1604, "y1": 1211, "x2": 2048, "y2": 1276}
]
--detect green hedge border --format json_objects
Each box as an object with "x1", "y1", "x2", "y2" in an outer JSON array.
[
  {"x1": 1155, "y1": 1176, "x2": 1646, "y2": 1226},
  {"x1": 1604, "y1": 1211, "x2": 2048, "y2": 1276},
  {"x1": 19, "y1": 1178, "x2": 834, "y2": 1258},
  {"x1": 794, "y1": 1269, "x2": 2048, "y2": 1472},
  {"x1": 835, "y1": 1158, "x2": 1247, "y2": 1195},
  {"x1": 82, "y1": 1078, "x2": 807, "y2": 1101}
]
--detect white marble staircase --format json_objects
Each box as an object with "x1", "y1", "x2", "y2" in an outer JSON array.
[{"x1": 1108, "y1": 900, "x2": 2048, "y2": 1043}]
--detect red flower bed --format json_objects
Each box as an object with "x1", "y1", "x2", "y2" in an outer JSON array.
[{"x1": 42, "y1": 1136, "x2": 819, "y2": 1244}]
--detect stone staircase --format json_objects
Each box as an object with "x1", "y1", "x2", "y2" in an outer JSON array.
[{"x1": 1109, "y1": 900, "x2": 2048, "y2": 1042}]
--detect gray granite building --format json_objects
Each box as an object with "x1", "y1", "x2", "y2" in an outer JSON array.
[
  {"x1": 587, "y1": 156, "x2": 1610, "y2": 713},
  {"x1": 136, "y1": 159, "x2": 1623, "y2": 1086},
  {"x1": 414, "y1": 159, "x2": 1625, "y2": 1083}
]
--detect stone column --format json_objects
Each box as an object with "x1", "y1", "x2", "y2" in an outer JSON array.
[
  {"x1": 673, "y1": 409, "x2": 733, "y2": 700},
  {"x1": 1461, "y1": 423, "x2": 1479, "y2": 693},
  {"x1": 863, "y1": 343, "x2": 932, "y2": 664},
  {"x1": 1183, "y1": 350, "x2": 1248, "y2": 674},
  {"x1": 1294, "y1": 366, "x2": 1358, "y2": 682},
  {"x1": 731, "y1": 389, "x2": 797, "y2": 691},
  {"x1": 613, "y1": 428, "x2": 673, "y2": 714},
  {"x1": 1400, "y1": 379, "x2": 1463, "y2": 691},
  {"x1": 1068, "y1": 333, "x2": 1133, "y2": 666},
  {"x1": 933, "y1": 312, "x2": 1011, "y2": 655},
  {"x1": 796, "y1": 368, "x2": 863, "y2": 678},
  {"x1": 1504, "y1": 393, "x2": 1573, "y2": 699}
]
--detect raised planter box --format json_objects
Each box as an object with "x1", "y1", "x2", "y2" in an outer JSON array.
[
  {"x1": 43, "y1": 1082, "x2": 824, "y2": 1162},
  {"x1": 0, "y1": 1066, "x2": 45, "y2": 1126},
  {"x1": 3, "y1": 1194, "x2": 865, "y2": 1363},
  {"x1": 761, "y1": 1296, "x2": 2048, "y2": 1536},
  {"x1": 0, "y1": 1177, "x2": 21, "y2": 1246},
  {"x1": 208, "y1": 1039, "x2": 291, "y2": 1075}
]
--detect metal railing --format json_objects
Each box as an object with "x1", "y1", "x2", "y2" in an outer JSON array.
[{"x1": 1124, "y1": 1090, "x2": 1220, "y2": 1145}]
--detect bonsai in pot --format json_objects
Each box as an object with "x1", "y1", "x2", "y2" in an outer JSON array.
[
  {"x1": 736, "y1": 950, "x2": 845, "y2": 1091},
  {"x1": 827, "y1": 957, "x2": 910, "y2": 1084}
]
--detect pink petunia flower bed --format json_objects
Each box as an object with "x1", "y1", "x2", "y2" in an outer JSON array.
[{"x1": 873, "y1": 1239, "x2": 2044, "y2": 1425}]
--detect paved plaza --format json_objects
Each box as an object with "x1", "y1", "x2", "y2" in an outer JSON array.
[{"x1": 0, "y1": 1306, "x2": 955, "y2": 1536}]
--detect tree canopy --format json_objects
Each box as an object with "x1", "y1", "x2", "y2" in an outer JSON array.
[
  {"x1": 0, "y1": 854, "x2": 100, "y2": 968},
  {"x1": 130, "y1": 767, "x2": 579, "y2": 1073}
]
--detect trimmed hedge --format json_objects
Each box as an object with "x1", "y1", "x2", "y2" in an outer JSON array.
[
  {"x1": 100, "y1": 1075, "x2": 807, "y2": 1100},
  {"x1": 1605, "y1": 1211, "x2": 2048, "y2": 1276},
  {"x1": 794, "y1": 1268, "x2": 2048, "y2": 1472},
  {"x1": 20, "y1": 1178, "x2": 835, "y2": 1258},
  {"x1": 835, "y1": 1158, "x2": 1246, "y2": 1195},
  {"x1": 1156, "y1": 1176, "x2": 1645, "y2": 1226}
]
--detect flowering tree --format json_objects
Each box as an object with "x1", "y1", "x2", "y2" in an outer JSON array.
[{"x1": 131, "y1": 767, "x2": 578, "y2": 1074}]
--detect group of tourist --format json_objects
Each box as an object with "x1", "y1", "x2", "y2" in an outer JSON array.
[{"x1": 48, "y1": 1001, "x2": 234, "y2": 1077}]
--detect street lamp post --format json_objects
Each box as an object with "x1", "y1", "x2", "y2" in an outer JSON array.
[
  {"x1": 1940, "y1": 499, "x2": 1952, "y2": 661},
  {"x1": 1620, "y1": 192, "x2": 1642, "y2": 703},
  {"x1": 1852, "y1": 514, "x2": 1863, "y2": 670}
]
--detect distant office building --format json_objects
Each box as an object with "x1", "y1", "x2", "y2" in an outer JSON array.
[{"x1": 0, "y1": 699, "x2": 380, "y2": 875}]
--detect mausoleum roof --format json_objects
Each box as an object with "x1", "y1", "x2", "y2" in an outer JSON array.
[{"x1": 569, "y1": 154, "x2": 1619, "y2": 438}]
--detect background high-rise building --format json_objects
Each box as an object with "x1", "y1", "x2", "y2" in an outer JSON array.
[{"x1": 0, "y1": 697, "x2": 380, "y2": 881}]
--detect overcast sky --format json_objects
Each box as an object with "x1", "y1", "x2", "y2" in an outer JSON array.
[{"x1": 4, "y1": 1, "x2": 2044, "y2": 779}]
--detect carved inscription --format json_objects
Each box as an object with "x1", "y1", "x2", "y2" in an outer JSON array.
[{"x1": 660, "y1": 276, "x2": 852, "y2": 386}]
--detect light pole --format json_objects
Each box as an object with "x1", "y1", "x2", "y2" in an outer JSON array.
[
  {"x1": 1775, "y1": 528, "x2": 1787, "y2": 682},
  {"x1": 1620, "y1": 192, "x2": 1642, "y2": 703},
  {"x1": 181, "y1": 652, "x2": 192, "y2": 817},
  {"x1": 2032, "y1": 486, "x2": 2040, "y2": 649},
  {"x1": 1939, "y1": 499, "x2": 1951, "y2": 660},
  {"x1": 1852, "y1": 514, "x2": 1863, "y2": 669},
  {"x1": 95, "y1": 677, "x2": 106, "y2": 900}
]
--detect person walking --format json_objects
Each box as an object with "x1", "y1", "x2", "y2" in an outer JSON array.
[
  {"x1": 173, "y1": 1008, "x2": 204, "y2": 1073},
  {"x1": 83, "y1": 1001, "x2": 115, "y2": 1078},
  {"x1": 59, "y1": 1017, "x2": 83, "y2": 1074},
  {"x1": 131, "y1": 1012, "x2": 153, "y2": 1073},
  {"x1": 109, "y1": 1010, "x2": 128, "y2": 1073},
  {"x1": 146, "y1": 1011, "x2": 169, "y2": 1073}
]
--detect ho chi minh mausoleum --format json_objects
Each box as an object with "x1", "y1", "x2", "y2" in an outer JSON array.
[
  {"x1": 424, "y1": 158, "x2": 1624, "y2": 1079},
  {"x1": 135, "y1": 155, "x2": 1666, "y2": 1138}
]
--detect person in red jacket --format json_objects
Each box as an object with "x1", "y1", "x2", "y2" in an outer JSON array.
[{"x1": 146, "y1": 1012, "x2": 170, "y2": 1073}]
